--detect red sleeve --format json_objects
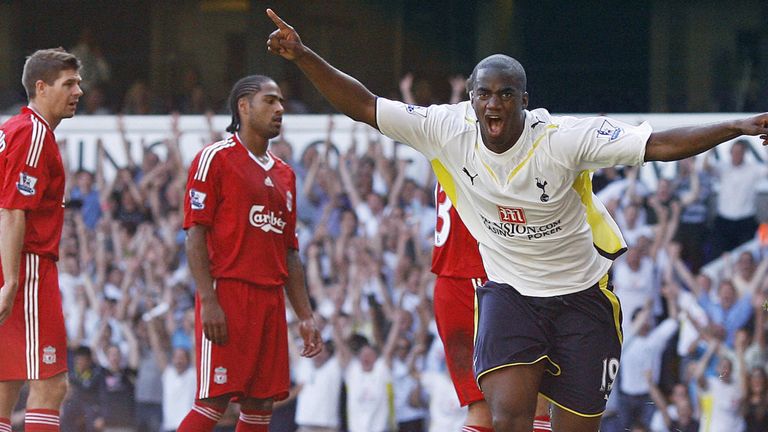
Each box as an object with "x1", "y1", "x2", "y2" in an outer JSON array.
[
  {"x1": 183, "y1": 150, "x2": 220, "y2": 229},
  {"x1": 0, "y1": 124, "x2": 51, "y2": 210},
  {"x1": 285, "y1": 168, "x2": 299, "y2": 251}
]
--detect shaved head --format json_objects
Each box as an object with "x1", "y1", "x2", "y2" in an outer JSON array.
[{"x1": 467, "y1": 54, "x2": 527, "y2": 94}]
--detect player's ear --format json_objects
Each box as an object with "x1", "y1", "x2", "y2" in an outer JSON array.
[
  {"x1": 521, "y1": 91, "x2": 529, "y2": 109},
  {"x1": 237, "y1": 96, "x2": 250, "y2": 116},
  {"x1": 35, "y1": 80, "x2": 47, "y2": 98}
]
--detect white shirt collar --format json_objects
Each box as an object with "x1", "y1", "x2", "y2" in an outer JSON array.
[
  {"x1": 27, "y1": 105, "x2": 51, "y2": 129},
  {"x1": 235, "y1": 132, "x2": 274, "y2": 170}
]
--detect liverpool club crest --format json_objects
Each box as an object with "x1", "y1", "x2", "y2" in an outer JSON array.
[
  {"x1": 214, "y1": 367, "x2": 228, "y2": 384},
  {"x1": 42, "y1": 346, "x2": 57, "y2": 364}
]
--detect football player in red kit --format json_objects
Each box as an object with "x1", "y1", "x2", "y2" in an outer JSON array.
[
  {"x1": 0, "y1": 48, "x2": 82, "y2": 432},
  {"x1": 178, "y1": 75, "x2": 322, "y2": 432}
]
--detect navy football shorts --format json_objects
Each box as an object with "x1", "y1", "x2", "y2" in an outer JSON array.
[{"x1": 473, "y1": 274, "x2": 623, "y2": 417}]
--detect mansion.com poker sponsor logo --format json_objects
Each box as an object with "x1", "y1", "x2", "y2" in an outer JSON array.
[{"x1": 481, "y1": 210, "x2": 563, "y2": 240}]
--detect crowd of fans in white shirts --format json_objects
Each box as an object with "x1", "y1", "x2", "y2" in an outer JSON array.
[{"x1": 6, "y1": 75, "x2": 768, "y2": 432}]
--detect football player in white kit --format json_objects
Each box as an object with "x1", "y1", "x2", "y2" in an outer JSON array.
[{"x1": 265, "y1": 8, "x2": 768, "y2": 432}]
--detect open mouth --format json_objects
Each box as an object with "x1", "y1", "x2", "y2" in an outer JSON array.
[{"x1": 486, "y1": 115, "x2": 503, "y2": 136}]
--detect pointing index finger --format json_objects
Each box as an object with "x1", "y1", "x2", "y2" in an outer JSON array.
[{"x1": 266, "y1": 8, "x2": 290, "y2": 30}]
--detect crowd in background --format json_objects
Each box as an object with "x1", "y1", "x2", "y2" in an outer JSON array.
[{"x1": 4, "y1": 73, "x2": 768, "y2": 432}]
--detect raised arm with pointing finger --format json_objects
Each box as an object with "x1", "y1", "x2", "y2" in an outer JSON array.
[
  {"x1": 266, "y1": 9, "x2": 377, "y2": 127},
  {"x1": 266, "y1": 8, "x2": 768, "y2": 161}
]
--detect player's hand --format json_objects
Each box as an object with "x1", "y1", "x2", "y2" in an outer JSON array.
[
  {"x1": 266, "y1": 9, "x2": 305, "y2": 61},
  {"x1": 298, "y1": 317, "x2": 323, "y2": 358},
  {"x1": 0, "y1": 284, "x2": 17, "y2": 326},
  {"x1": 738, "y1": 113, "x2": 768, "y2": 145},
  {"x1": 200, "y1": 297, "x2": 228, "y2": 345}
]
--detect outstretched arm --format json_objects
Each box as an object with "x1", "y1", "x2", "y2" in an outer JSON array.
[
  {"x1": 266, "y1": 9, "x2": 378, "y2": 128},
  {"x1": 645, "y1": 114, "x2": 768, "y2": 162}
]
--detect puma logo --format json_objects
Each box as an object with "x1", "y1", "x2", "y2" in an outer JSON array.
[{"x1": 463, "y1": 167, "x2": 479, "y2": 185}]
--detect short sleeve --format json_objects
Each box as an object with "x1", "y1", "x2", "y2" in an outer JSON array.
[
  {"x1": 546, "y1": 116, "x2": 651, "y2": 171},
  {"x1": 376, "y1": 98, "x2": 472, "y2": 159},
  {"x1": 0, "y1": 124, "x2": 51, "y2": 210},
  {"x1": 285, "y1": 169, "x2": 299, "y2": 250},
  {"x1": 183, "y1": 150, "x2": 220, "y2": 229}
]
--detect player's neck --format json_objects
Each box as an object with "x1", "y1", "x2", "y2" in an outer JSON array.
[
  {"x1": 236, "y1": 129, "x2": 269, "y2": 158},
  {"x1": 28, "y1": 100, "x2": 60, "y2": 130},
  {"x1": 479, "y1": 131, "x2": 522, "y2": 154}
]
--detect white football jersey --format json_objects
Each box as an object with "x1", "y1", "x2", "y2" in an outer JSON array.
[{"x1": 377, "y1": 98, "x2": 650, "y2": 296}]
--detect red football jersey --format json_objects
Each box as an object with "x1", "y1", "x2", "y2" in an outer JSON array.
[
  {"x1": 0, "y1": 107, "x2": 65, "y2": 261},
  {"x1": 431, "y1": 182, "x2": 485, "y2": 278},
  {"x1": 184, "y1": 134, "x2": 298, "y2": 287}
]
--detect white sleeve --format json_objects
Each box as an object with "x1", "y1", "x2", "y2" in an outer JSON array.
[
  {"x1": 546, "y1": 116, "x2": 651, "y2": 171},
  {"x1": 649, "y1": 318, "x2": 679, "y2": 352},
  {"x1": 376, "y1": 98, "x2": 470, "y2": 159}
]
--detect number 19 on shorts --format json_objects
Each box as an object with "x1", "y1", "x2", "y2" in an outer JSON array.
[{"x1": 600, "y1": 357, "x2": 619, "y2": 398}]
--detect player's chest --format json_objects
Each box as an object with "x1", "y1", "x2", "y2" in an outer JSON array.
[
  {"x1": 462, "y1": 153, "x2": 575, "y2": 206},
  {"x1": 221, "y1": 162, "x2": 291, "y2": 211},
  {"x1": 43, "y1": 143, "x2": 66, "y2": 199}
]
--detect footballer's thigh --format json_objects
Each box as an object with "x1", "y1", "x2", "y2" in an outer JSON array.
[
  {"x1": 194, "y1": 279, "x2": 290, "y2": 403},
  {"x1": 194, "y1": 279, "x2": 252, "y2": 401},
  {"x1": 474, "y1": 281, "x2": 558, "y2": 432},
  {"x1": 539, "y1": 276, "x2": 622, "y2": 422},
  {"x1": 0, "y1": 255, "x2": 68, "y2": 383},
  {"x1": 433, "y1": 275, "x2": 486, "y2": 406}
]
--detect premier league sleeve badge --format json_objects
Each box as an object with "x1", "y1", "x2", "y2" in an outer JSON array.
[{"x1": 16, "y1": 172, "x2": 38, "y2": 196}]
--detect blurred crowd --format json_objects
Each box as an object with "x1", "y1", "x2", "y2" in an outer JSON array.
[
  {"x1": 0, "y1": 29, "x2": 314, "y2": 118},
  {"x1": 0, "y1": 30, "x2": 460, "y2": 118},
  {"x1": 5, "y1": 73, "x2": 768, "y2": 432}
]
